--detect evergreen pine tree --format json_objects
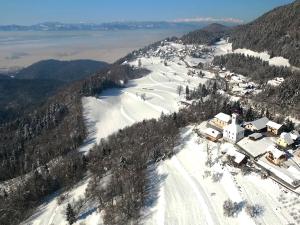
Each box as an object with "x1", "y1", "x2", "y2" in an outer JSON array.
[
  {"x1": 66, "y1": 203, "x2": 76, "y2": 225},
  {"x1": 185, "y1": 85, "x2": 190, "y2": 99}
]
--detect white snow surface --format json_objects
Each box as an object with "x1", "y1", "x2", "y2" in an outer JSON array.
[
  {"x1": 80, "y1": 55, "x2": 210, "y2": 153},
  {"x1": 142, "y1": 127, "x2": 300, "y2": 225},
  {"x1": 233, "y1": 48, "x2": 290, "y2": 67},
  {"x1": 213, "y1": 39, "x2": 291, "y2": 67}
]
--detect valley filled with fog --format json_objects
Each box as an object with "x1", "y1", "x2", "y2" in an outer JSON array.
[{"x1": 0, "y1": 28, "x2": 194, "y2": 73}]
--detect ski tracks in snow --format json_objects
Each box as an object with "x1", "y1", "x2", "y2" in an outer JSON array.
[{"x1": 171, "y1": 156, "x2": 220, "y2": 225}]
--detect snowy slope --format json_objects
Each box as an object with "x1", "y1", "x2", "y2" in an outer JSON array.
[
  {"x1": 80, "y1": 55, "x2": 212, "y2": 154},
  {"x1": 23, "y1": 40, "x2": 297, "y2": 225},
  {"x1": 24, "y1": 42, "x2": 215, "y2": 225},
  {"x1": 213, "y1": 39, "x2": 291, "y2": 67},
  {"x1": 142, "y1": 126, "x2": 300, "y2": 225}
]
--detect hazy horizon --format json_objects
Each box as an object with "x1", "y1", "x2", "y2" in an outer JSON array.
[{"x1": 0, "y1": 28, "x2": 194, "y2": 72}]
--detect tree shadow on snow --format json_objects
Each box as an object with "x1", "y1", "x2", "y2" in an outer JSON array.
[
  {"x1": 77, "y1": 207, "x2": 97, "y2": 220},
  {"x1": 141, "y1": 164, "x2": 168, "y2": 221},
  {"x1": 97, "y1": 88, "x2": 124, "y2": 99}
]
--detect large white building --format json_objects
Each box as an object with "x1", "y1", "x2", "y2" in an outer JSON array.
[{"x1": 223, "y1": 114, "x2": 245, "y2": 143}]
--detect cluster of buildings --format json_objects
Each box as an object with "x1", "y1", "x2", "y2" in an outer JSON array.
[
  {"x1": 206, "y1": 112, "x2": 245, "y2": 144},
  {"x1": 204, "y1": 112, "x2": 300, "y2": 167}
]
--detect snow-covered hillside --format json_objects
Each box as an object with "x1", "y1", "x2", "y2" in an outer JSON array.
[
  {"x1": 213, "y1": 40, "x2": 291, "y2": 67},
  {"x1": 80, "y1": 56, "x2": 215, "y2": 153},
  {"x1": 142, "y1": 126, "x2": 300, "y2": 225},
  {"x1": 23, "y1": 41, "x2": 219, "y2": 225},
  {"x1": 23, "y1": 40, "x2": 298, "y2": 225}
]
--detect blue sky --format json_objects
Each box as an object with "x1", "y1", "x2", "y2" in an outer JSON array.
[{"x1": 0, "y1": 0, "x2": 294, "y2": 25}]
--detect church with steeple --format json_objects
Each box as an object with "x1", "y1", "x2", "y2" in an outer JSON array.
[{"x1": 223, "y1": 113, "x2": 245, "y2": 143}]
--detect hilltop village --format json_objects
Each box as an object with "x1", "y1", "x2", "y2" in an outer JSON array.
[{"x1": 201, "y1": 112, "x2": 300, "y2": 191}]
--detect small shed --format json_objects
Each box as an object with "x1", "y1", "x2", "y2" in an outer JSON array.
[
  {"x1": 226, "y1": 148, "x2": 247, "y2": 166},
  {"x1": 266, "y1": 145, "x2": 287, "y2": 165},
  {"x1": 204, "y1": 128, "x2": 222, "y2": 142},
  {"x1": 266, "y1": 121, "x2": 283, "y2": 135},
  {"x1": 249, "y1": 133, "x2": 263, "y2": 141}
]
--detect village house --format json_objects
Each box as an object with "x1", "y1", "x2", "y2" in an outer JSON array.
[
  {"x1": 277, "y1": 132, "x2": 294, "y2": 148},
  {"x1": 210, "y1": 112, "x2": 231, "y2": 129},
  {"x1": 223, "y1": 114, "x2": 245, "y2": 143},
  {"x1": 204, "y1": 128, "x2": 222, "y2": 142},
  {"x1": 243, "y1": 117, "x2": 269, "y2": 133},
  {"x1": 226, "y1": 148, "x2": 247, "y2": 167},
  {"x1": 266, "y1": 145, "x2": 287, "y2": 165},
  {"x1": 266, "y1": 121, "x2": 283, "y2": 135}
]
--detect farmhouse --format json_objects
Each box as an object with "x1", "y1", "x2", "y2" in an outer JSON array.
[
  {"x1": 223, "y1": 114, "x2": 245, "y2": 143},
  {"x1": 244, "y1": 117, "x2": 269, "y2": 132},
  {"x1": 265, "y1": 145, "x2": 287, "y2": 165},
  {"x1": 204, "y1": 128, "x2": 222, "y2": 142},
  {"x1": 210, "y1": 112, "x2": 231, "y2": 129},
  {"x1": 277, "y1": 132, "x2": 294, "y2": 148},
  {"x1": 266, "y1": 121, "x2": 283, "y2": 135}
]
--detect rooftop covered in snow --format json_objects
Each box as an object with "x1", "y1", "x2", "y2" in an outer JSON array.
[
  {"x1": 266, "y1": 121, "x2": 283, "y2": 130},
  {"x1": 244, "y1": 117, "x2": 269, "y2": 130},
  {"x1": 214, "y1": 112, "x2": 231, "y2": 123}
]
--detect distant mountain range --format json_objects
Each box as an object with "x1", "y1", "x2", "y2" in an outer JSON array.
[{"x1": 0, "y1": 21, "x2": 236, "y2": 31}]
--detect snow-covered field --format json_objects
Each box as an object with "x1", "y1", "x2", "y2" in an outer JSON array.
[
  {"x1": 23, "y1": 40, "x2": 299, "y2": 225},
  {"x1": 233, "y1": 48, "x2": 290, "y2": 67},
  {"x1": 214, "y1": 40, "x2": 291, "y2": 67}
]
